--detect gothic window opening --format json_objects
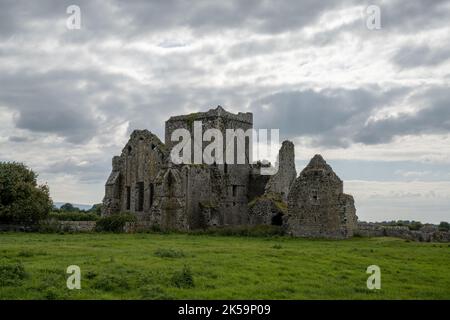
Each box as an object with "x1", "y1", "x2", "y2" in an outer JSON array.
[
  {"x1": 166, "y1": 171, "x2": 176, "y2": 197},
  {"x1": 137, "y1": 182, "x2": 144, "y2": 212},
  {"x1": 126, "y1": 186, "x2": 131, "y2": 210}
]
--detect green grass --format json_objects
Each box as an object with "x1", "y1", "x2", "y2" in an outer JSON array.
[{"x1": 0, "y1": 232, "x2": 449, "y2": 299}]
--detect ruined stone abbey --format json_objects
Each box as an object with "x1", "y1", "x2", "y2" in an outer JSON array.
[{"x1": 102, "y1": 106, "x2": 357, "y2": 238}]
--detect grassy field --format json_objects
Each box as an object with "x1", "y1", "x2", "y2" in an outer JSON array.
[{"x1": 0, "y1": 232, "x2": 449, "y2": 300}]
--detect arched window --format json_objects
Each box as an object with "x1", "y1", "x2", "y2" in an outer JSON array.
[
  {"x1": 126, "y1": 186, "x2": 131, "y2": 210},
  {"x1": 137, "y1": 182, "x2": 144, "y2": 212}
]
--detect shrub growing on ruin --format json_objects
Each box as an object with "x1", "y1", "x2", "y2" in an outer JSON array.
[{"x1": 0, "y1": 162, "x2": 53, "y2": 225}]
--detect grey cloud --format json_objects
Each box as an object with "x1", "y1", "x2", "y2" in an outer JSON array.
[
  {"x1": 250, "y1": 87, "x2": 406, "y2": 147},
  {"x1": 381, "y1": 0, "x2": 450, "y2": 33},
  {"x1": 1, "y1": 0, "x2": 449, "y2": 149},
  {"x1": 14, "y1": 107, "x2": 97, "y2": 144},
  {"x1": 43, "y1": 158, "x2": 110, "y2": 183},
  {"x1": 251, "y1": 86, "x2": 450, "y2": 147},
  {"x1": 0, "y1": 69, "x2": 131, "y2": 143},
  {"x1": 0, "y1": 0, "x2": 357, "y2": 40},
  {"x1": 1, "y1": 0, "x2": 448, "y2": 44},
  {"x1": 392, "y1": 45, "x2": 450, "y2": 69},
  {"x1": 8, "y1": 136, "x2": 32, "y2": 143},
  {"x1": 2, "y1": 0, "x2": 448, "y2": 53},
  {"x1": 226, "y1": 38, "x2": 289, "y2": 60},
  {"x1": 309, "y1": 0, "x2": 450, "y2": 48},
  {"x1": 355, "y1": 87, "x2": 450, "y2": 144}
]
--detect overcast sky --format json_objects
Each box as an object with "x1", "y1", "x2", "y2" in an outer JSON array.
[{"x1": 0, "y1": 0, "x2": 449, "y2": 223}]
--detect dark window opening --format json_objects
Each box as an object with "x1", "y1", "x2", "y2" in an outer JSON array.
[
  {"x1": 224, "y1": 163, "x2": 228, "y2": 174},
  {"x1": 232, "y1": 185, "x2": 237, "y2": 197},
  {"x1": 127, "y1": 146, "x2": 132, "y2": 154},
  {"x1": 312, "y1": 190, "x2": 318, "y2": 201},
  {"x1": 271, "y1": 213, "x2": 283, "y2": 226},
  {"x1": 137, "y1": 182, "x2": 144, "y2": 212},
  {"x1": 166, "y1": 172, "x2": 175, "y2": 197},
  {"x1": 126, "y1": 186, "x2": 131, "y2": 210},
  {"x1": 149, "y1": 183, "x2": 154, "y2": 208},
  {"x1": 151, "y1": 143, "x2": 155, "y2": 150},
  {"x1": 245, "y1": 136, "x2": 250, "y2": 164}
]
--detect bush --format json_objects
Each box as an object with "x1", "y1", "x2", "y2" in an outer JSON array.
[
  {"x1": 0, "y1": 162, "x2": 53, "y2": 224},
  {"x1": 154, "y1": 248, "x2": 186, "y2": 258},
  {"x1": 48, "y1": 212, "x2": 99, "y2": 221},
  {"x1": 171, "y1": 265, "x2": 195, "y2": 288},
  {"x1": 93, "y1": 274, "x2": 130, "y2": 291},
  {"x1": 0, "y1": 262, "x2": 28, "y2": 286},
  {"x1": 438, "y1": 221, "x2": 450, "y2": 232},
  {"x1": 95, "y1": 213, "x2": 136, "y2": 232}
]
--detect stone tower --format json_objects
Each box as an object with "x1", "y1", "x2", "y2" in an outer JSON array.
[{"x1": 264, "y1": 140, "x2": 297, "y2": 202}]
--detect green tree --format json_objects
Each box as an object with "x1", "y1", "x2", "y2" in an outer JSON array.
[
  {"x1": 0, "y1": 162, "x2": 53, "y2": 224},
  {"x1": 60, "y1": 203, "x2": 78, "y2": 212},
  {"x1": 408, "y1": 221, "x2": 423, "y2": 231},
  {"x1": 89, "y1": 203, "x2": 103, "y2": 216},
  {"x1": 438, "y1": 221, "x2": 450, "y2": 232}
]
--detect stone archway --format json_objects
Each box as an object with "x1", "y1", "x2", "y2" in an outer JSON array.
[{"x1": 271, "y1": 212, "x2": 284, "y2": 226}]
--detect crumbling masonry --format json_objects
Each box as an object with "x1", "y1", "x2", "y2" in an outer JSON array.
[{"x1": 103, "y1": 106, "x2": 357, "y2": 238}]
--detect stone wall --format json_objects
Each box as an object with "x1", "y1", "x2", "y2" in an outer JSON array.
[
  {"x1": 58, "y1": 221, "x2": 96, "y2": 232},
  {"x1": 0, "y1": 224, "x2": 38, "y2": 232},
  {"x1": 356, "y1": 222, "x2": 450, "y2": 242},
  {"x1": 0, "y1": 221, "x2": 96, "y2": 232}
]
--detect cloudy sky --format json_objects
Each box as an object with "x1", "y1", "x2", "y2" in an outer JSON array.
[{"x1": 0, "y1": 0, "x2": 449, "y2": 223}]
